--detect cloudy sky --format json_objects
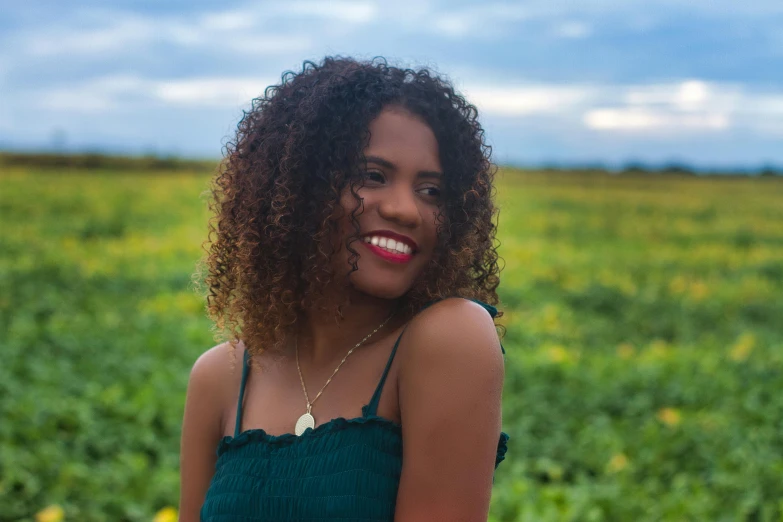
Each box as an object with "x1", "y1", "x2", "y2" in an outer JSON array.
[{"x1": 2, "y1": 1, "x2": 782, "y2": 168}]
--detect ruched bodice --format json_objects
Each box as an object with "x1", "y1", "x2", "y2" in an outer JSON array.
[{"x1": 200, "y1": 297, "x2": 510, "y2": 521}]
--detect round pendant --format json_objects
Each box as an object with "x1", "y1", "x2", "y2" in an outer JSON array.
[{"x1": 294, "y1": 412, "x2": 315, "y2": 436}]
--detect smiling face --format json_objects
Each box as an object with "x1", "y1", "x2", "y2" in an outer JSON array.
[{"x1": 331, "y1": 106, "x2": 445, "y2": 300}]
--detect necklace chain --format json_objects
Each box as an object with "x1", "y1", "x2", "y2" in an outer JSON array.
[{"x1": 295, "y1": 311, "x2": 395, "y2": 416}]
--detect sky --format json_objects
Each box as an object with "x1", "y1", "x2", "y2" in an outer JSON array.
[{"x1": 1, "y1": 1, "x2": 782, "y2": 168}]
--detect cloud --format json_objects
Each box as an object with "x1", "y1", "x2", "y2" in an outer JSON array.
[
  {"x1": 585, "y1": 79, "x2": 737, "y2": 132},
  {"x1": 583, "y1": 109, "x2": 729, "y2": 131},
  {"x1": 411, "y1": 0, "x2": 783, "y2": 42},
  {"x1": 283, "y1": 1, "x2": 377, "y2": 23},
  {"x1": 40, "y1": 76, "x2": 150, "y2": 111},
  {"x1": 553, "y1": 21, "x2": 592, "y2": 39},
  {"x1": 623, "y1": 80, "x2": 741, "y2": 112},
  {"x1": 21, "y1": 14, "x2": 312, "y2": 58},
  {"x1": 30, "y1": 70, "x2": 783, "y2": 141},
  {"x1": 583, "y1": 80, "x2": 783, "y2": 134},
  {"x1": 198, "y1": 9, "x2": 260, "y2": 31},
  {"x1": 15, "y1": 2, "x2": 377, "y2": 60},
  {"x1": 155, "y1": 78, "x2": 277, "y2": 106},
  {"x1": 457, "y1": 74, "x2": 783, "y2": 137},
  {"x1": 222, "y1": 35, "x2": 312, "y2": 54},
  {"x1": 26, "y1": 17, "x2": 155, "y2": 57},
  {"x1": 36, "y1": 75, "x2": 278, "y2": 111},
  {"x1": 462, "y1": 84, "x2": 594, "y2": 116},
  {"x1": 432, "y1": 3, "x2": 531, "y2": 37}
]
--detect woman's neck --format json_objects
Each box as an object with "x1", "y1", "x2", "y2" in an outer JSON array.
[{"x1": 296, "y1": 288, "x2": 405, "y2": 366}]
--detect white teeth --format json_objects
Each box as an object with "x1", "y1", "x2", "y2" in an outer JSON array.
[{"x1": 363, "y1": 235, "x2": 414, "y2": 255}]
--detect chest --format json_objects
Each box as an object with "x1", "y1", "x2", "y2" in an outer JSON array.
[
  {"x1": 224, "y1": 342, "x2": 403, "y2": 439},
  {"x1": 201, "y1": 421, "x2": 403, "y2": 522}
]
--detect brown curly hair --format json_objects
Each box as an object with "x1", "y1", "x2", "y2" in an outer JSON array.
[{"x1": 194, "y1": 55, "x2": 503, "y2": 361}]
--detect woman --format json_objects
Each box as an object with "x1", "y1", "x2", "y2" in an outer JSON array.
[{"x1": 180, "y1": 56, "x2": 509, "y2": 521}]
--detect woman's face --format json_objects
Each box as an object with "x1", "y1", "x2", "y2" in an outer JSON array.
[{"x1": 331, "y1": 106, "x2": 444, "y2": 300}]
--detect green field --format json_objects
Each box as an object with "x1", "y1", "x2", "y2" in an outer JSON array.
[{"x1": 1, "y1": 167, "x2": 782, "y2": 521}]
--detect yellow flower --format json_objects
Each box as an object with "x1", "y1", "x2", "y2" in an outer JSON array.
[
  {"x1": 657, "y1": 407, "x2": 682, "y2": 427},
  {"x1": 547, "y1": 345, "x2": 569, "y2": 363},
  {"x1": 647, "y1": 339, "x2": 670, "y2": 360},
  {"x1": 616, "y1": 343, "x2": 634, "y2": 359},
  {"x1": 542, "y1": 304, "x2": 561, "y2": 333},
  {"x1": 689, "y1": 280, "x2": 709, "y2": 301},
  {"x1": 36, "y1": 505, "x2": 64, "y2": 522},
  {"x1": 606, "y1": 453, "x2": 629, "y2": 473},
  {"x1": 153, "y1": 507, "x2": 178, "y2": 522},
  {"x1": 730, "y1": 332, "x2": 756, "y2": 362},
  {"x1": 668, "y1": 275, "x2": 687, "y2": 295}
]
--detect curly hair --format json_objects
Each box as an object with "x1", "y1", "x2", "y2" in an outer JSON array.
[{"x1": 194, "y1": 55, "x2": 503, "y2": 361}]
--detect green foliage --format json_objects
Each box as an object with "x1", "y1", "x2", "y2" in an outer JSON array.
[
  {"x1": 1, "y1": 166, "x2": 782, "y2": 521},
  {"x1": 1, "y1": 169, "x2": 213, "y2": 521},
  {"x1": 489, "y1": 170, "x2": 783, "y2": 521}
]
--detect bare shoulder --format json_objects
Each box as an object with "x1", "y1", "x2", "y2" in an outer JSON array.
[
  {"x1": 191, "y1": 339, "x2": 245, "y2": 379},
  {"x1": 394, "y1": 297, "x2": 505, "y2": 518},
  {"x1": 179, "y1": 340, "x2": 245, "y2": 519},
  {"x1": 399, "y1": 297, "x2": 503, "y2": 371},
  {"x1": 188, "y1": 340, "x2": 246, "y2": 418}
]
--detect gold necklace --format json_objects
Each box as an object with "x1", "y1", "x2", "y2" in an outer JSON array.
[{"x1": 294, "y1": 312, "x2": 394, "y2": 436}]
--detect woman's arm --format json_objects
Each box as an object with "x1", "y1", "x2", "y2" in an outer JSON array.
[
  {"x1": 178, "y1": 344, "x2": 235, "y2": 522},
  {"x1": 395, "y1": 298, "x2": 505, "y2": 522}
]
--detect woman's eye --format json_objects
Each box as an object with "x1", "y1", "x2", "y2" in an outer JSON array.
[
  {"x1": 364, "y1": 170, "x2": 385, "y2": 183},
  {"x1": 419, "y1": 186, "x2": 441, "y2": 198}
]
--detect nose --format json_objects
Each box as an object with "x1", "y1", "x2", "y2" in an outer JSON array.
[{"x1": 377, "y1": 181, "x2": 422, "y2": 228}]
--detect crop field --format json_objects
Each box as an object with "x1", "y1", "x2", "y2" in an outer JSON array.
[{"x1": 1, "y1": 166, "x2": 782, "y2": 521}]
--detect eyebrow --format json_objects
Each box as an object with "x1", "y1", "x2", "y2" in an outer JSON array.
[{"x1": 364, "y1": 155, "x2": 443, "y2": 181}]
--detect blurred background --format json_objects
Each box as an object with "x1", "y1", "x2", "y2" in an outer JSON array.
[{"x1": 1, "y1": 1, "x2": 782, "y2": 521}]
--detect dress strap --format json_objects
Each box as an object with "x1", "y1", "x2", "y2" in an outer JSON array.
[
  {"x1": 234, "y1": 349, "x2": 251, "y2": 438},
  {"x1": 363, "y1": 325, "x2": 408, "y2": 417},
  {"x1": 362, "y1": 296, "x2": 504, "y2": 418}
]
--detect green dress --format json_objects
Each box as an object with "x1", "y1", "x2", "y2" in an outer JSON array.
[{"x1": 200, "y1": 297, "x2": 510, "y2": 521}]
